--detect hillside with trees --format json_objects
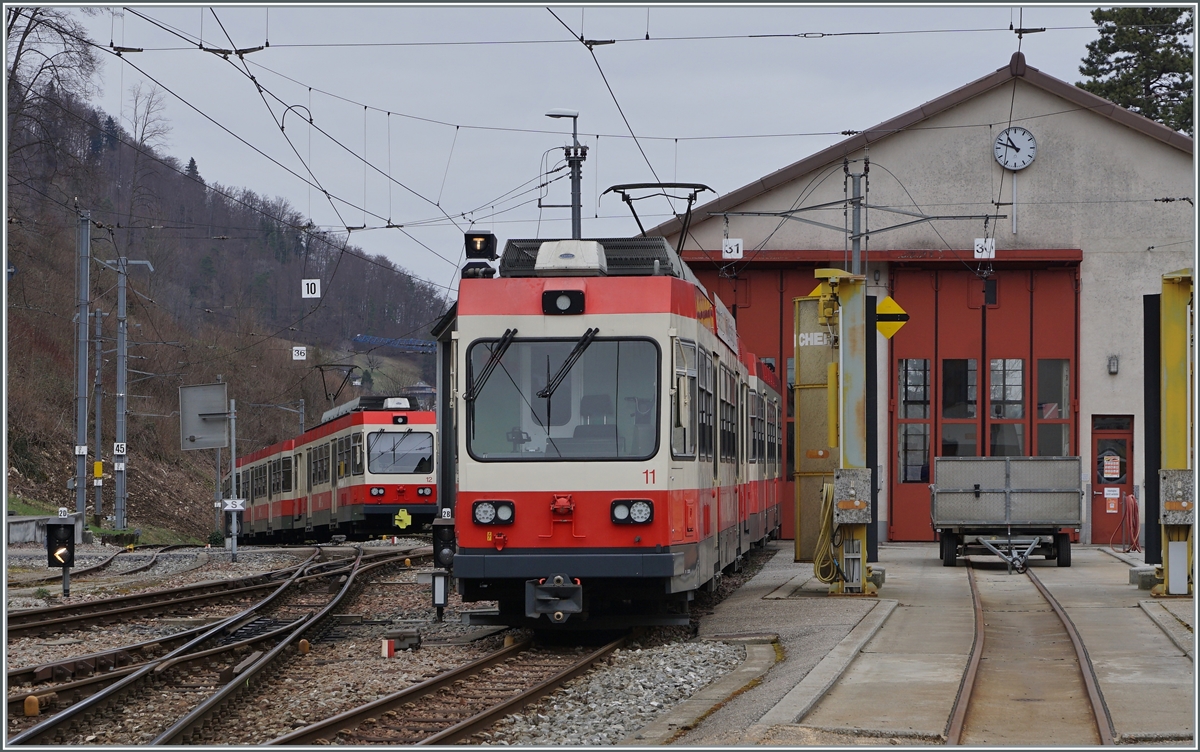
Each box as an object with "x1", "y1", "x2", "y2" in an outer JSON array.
[{"x1": 6, "y1": 8, "x2": 448, "y2": 539}]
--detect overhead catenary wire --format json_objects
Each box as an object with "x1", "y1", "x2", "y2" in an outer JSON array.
[
  {"x1": 109, "y1": 19, "x2": 1160, "y2": 52},
  {"x1": 21, "y1": 69, "x2": 461, "y2": 296}
]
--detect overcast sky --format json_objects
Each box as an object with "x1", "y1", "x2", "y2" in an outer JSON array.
[{"x1": 74, "y1": 4, "x2": 1104, "y2": 299}]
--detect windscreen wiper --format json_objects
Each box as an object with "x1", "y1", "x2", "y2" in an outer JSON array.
[
  {"x1": 537, "y1": 328, "x2": 599, "y2": 399},
  {"x1": 464, "y1": 328, "x2": 517, "y2": 402}
]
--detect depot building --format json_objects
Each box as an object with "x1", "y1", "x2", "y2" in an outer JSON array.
[{"x1": 653, "y1": 52, "x2": 1194, "y2": 548}]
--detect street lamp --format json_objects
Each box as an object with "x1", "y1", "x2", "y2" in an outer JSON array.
[{"x1": 546, "y1": 109, "x2": 585, "y2": 240}]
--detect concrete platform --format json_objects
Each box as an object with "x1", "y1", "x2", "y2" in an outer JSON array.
[{"x1": 668, "y1": 542, "x2": 1195, "y2": 746}]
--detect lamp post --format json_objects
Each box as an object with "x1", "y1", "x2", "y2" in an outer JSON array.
[{"x1": 546, "y1": 109, "x2": 586, "y2": 240}]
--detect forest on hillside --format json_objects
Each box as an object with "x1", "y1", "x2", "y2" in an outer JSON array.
[{"x1": 5, "y1": 9, "x2": 448, "y2": 537}]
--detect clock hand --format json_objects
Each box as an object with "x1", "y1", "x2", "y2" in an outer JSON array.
[{"x1": 1005, "y1": 138, "x2": 1021, "y2": 152}]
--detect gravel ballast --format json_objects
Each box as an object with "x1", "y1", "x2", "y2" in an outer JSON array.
[{"x1": 470, "y1": 638, "x2": 745, "y2": 746}]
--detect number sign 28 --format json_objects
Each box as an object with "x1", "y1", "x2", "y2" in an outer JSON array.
[{"x1": 301, "y1": 279, "x2": 321, "y2": 298}]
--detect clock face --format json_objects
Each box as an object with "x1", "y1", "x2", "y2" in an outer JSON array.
[{"x1": 993, "y1": 127, "x2": 1037, "y2": 170}]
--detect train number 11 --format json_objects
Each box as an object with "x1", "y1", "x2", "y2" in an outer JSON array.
[{"x1": 643, "y1": 469, "x2": 656, "y2": 484}]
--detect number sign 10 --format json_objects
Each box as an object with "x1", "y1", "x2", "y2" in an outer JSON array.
[{"x1": 301, "y1": 279, "x2": 321, "y2": 298}]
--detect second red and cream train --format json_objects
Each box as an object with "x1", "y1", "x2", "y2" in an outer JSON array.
[{"x1": 232, "y1": 395, "x2": 439, "y2": 542}]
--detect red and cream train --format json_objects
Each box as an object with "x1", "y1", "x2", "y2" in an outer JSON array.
[
  {"x1": 444, "y1": 236, "x2": 783, "y2": 627},
  {"x1": 232, "y1": 395, "x2": 439, "y2": 542}
]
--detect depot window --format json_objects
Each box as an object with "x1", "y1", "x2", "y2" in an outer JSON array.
[{"x1": 466, "y1": 337, "x2": 659, "y2": 462}]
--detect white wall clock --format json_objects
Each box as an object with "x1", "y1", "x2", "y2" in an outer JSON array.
[{"x1": 993, "y1": 126, "x2": 1037, "y2": 170}]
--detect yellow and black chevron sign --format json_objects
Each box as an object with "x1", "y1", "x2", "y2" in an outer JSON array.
[{"x1": 876, "y1": 296, "x2": 909, "y2": 339}]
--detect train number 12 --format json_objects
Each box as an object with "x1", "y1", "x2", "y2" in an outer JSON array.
[{"x1": 643, "y1": 469, "x2": 656, "y2": 484}]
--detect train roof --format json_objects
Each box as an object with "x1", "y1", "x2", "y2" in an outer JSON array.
[{"x1": 319, "y1": 395, "x2": 419, "y2": 425}]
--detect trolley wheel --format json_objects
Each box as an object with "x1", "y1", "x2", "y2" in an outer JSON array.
[
  {"x1": 942, "y1": 533, "x2": 959, "y2": 567},
  {"x1": 1054, "y1": 533, "x2": 1072, "y2": 567}
]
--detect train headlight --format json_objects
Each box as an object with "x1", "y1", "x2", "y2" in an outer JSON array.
[
  {"x1": 472, "y1": 500, "x2": 513, "y2": 525},
  {"x1": 611, "y1": 499, "x2": 652, "y2": 524},
  {"x1": 370, "y1": 487, "x2": 386, "y2": 497},
  {"x1": 473, "y1": 501, "x2": 496, "y2": 524},
  {"x1": 418, "y1": 486, "x2": 433, "y2": 497}
]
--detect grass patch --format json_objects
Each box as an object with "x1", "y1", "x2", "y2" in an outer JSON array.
[
  {"x1": 6, "y1": 495, "x2": 58, "y2": 516},
  {"x1": 7, "y1": 495, "x2": 201, "y2": 545}
]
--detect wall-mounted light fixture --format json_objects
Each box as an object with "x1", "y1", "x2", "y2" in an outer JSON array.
[{"x1": 1108, "y1": 355, "x2": 1119, "y2": 375}]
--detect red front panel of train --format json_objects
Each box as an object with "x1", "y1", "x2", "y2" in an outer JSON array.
[{"x1": 457, "y1": 490, "x2": 680, "y2": 550}]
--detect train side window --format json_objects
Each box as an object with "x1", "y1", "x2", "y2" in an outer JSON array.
[
  {"x1": 281, "y1": 457, "x2": 293, "y2": 493},
  {"x1": 672, "y1": 340, "x2": 698, "y2": 459},
  {"x1": 351, "y1": 433, "x2": 365, "y2": 475},
  {"x1": 334, "y1": 437, "x2": 347, "y2": 480}
]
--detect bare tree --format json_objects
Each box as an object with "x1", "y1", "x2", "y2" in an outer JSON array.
[
  {"x1": 6, "y1": 7, "x2": 100, "y2": 152},
  {"x1": 122, "y1": 83, "x2": 172, "y2": 257}
]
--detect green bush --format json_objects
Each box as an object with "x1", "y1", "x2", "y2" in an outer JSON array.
[{"x1": 208, "y1": 530, "x2": 225, "y2": 547}]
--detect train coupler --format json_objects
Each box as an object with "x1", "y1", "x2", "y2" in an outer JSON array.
[{"x1": 526, "y1": 573, "x2": 583, "y2": 622}]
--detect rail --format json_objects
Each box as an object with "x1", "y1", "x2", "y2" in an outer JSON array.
[
  {"x1": 267, "y1": 636, "x2": 626, "y2": 745},
  {"x1": 944, "y1": 558, "x2": 1114, "y2": 746}
]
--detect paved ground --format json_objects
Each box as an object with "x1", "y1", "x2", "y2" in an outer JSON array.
[{"x1": 669, "y1": 541, "x2": 1195, "y2": 747}]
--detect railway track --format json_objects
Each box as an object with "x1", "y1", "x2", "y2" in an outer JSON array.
[
  {"x1": 945, "y1": 558, "x2": 1115, "y2": 746},
  {"x1": 6, "y1": 547, "x2": 426, "y2": 638},
  {"x1": 267, "y1": 636, "x2": 626, "y2": 746},
  {"x1": 6, "y1": 549, "x2": 391, "y2": 745},
  {"x1": 6, "y1": 545, "x2": 202, "y2": 587},
  {"x1": 5, "y1": 552, "x2": 320, "y2": 637}
]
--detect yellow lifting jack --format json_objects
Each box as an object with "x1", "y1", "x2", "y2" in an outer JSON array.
[
  {"x1": 795, "y1": 269, "x2": 876, "y2": 596},
  {"x1": 1153, "y1": 269, "x2": 1193, "y2": 597}
]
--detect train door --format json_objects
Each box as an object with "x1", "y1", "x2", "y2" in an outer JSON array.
[
  {"x1": 1090, "y1": 415, "x2": 1133, "y2": 546},
  {"x1": 291, "y1": 452, "x2": 302, "y2": 533},
  {"x1": 302, "y1": 448, "x2": 312, "y2": 531},
  {"x1": 330, "y1": 438, "x2": 340, "y2": 524}
]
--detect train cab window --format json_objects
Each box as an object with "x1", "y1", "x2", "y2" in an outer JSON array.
[
  {"x1": 351, "y1": 433, "x2": 365, "y2": 475},
  {"x1": 369, "y1": 430, "x2": 434, "y2": 474},
  {"x1": 672, "y1": 340, "x2": 697, "y2": 459},
  {"x1": 466, "y1": 336, "x2": 659, "y2": 461}
]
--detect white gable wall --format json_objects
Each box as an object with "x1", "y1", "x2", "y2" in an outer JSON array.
[{"x1": 672, "y1": 74, "x2": 1193, "y2": 540}]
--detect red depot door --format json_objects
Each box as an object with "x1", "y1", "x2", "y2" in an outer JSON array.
[
  {"x1": 889, "y1": 270, "x2": 940, "y2": 541},
  {"x1": 1091, "y1": 416, "x2": 1133, "y2": 547},
  {"x1": 888, "y1": 267, "x2": 1078, "y2": 542}
]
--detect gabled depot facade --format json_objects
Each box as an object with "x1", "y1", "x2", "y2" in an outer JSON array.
[{"x1": 654, "y1": 53, "x2": 1194, "y2": 549}]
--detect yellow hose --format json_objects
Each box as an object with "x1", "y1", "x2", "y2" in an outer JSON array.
[{"x1": 813, "y1": 481, "x2": 839, "y2": 583}]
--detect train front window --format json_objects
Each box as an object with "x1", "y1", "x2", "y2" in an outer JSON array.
[
  {"x1": 467, "y1": 337, "x2": 660, "y2": 461},
  {"x1": 368, "y1": 431, "x2": 433, "y2": 474}
]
